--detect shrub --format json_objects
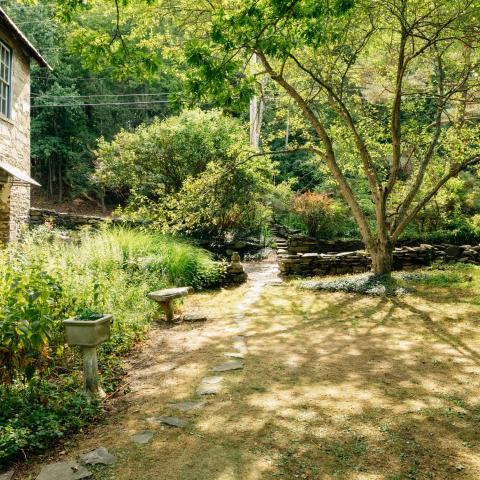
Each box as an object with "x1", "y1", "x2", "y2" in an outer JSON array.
[
  {"x1": 301, "y1": 273, "x2": 408, "y2": 296},
  {"x1": 0, "y1": 379, "x2": 101, "y2": 463},
  {"x1": 95, "y1": 109, "x2": 275, "y2": 237},
  {"x1": 0, "y1": 250, "x2": 64, "y2": 385},
  {"x1": 292, "y1": 192, "x2": 345, "y2": 239}
]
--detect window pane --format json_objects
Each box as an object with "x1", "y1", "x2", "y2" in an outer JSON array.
[{"x1": 0, "y1": 40, "x2": 11, "y2": 117}]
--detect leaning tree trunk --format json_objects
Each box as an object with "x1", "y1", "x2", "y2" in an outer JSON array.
[{"x1": 369, "y1": 237, "x2": 394, "y2": 276}]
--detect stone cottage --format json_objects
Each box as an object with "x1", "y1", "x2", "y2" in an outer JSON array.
[{"x1": 0, "y1": 7, "x2": 50, "y2": 243}]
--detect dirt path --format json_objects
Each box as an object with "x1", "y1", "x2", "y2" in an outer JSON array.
[{"x1": 19, "y1": 260, "x2": 480, "y2": 479}]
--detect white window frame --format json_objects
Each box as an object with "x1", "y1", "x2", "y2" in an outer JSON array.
[{"x1": 0, "y1": 39, "x2": 12, "y2": 119}]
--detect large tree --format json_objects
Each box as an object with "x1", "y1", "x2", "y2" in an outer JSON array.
[
  {"x1": 187, "y1": 0, "x2": 480, "y2": 274},
  {"x1": 57, "y1": 0, "x2": 480, "y2": 274}
]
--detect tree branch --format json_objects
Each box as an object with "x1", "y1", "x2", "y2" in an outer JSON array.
[{"x1": 256, "y1": 50, "x2": 374, "y2": 245}]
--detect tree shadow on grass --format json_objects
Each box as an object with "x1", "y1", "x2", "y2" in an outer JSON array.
[{"x1": 48, "y1": 282, "x2": 480, "y2": 480}]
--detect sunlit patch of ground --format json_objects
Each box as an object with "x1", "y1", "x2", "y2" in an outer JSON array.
[{"x1": 17, "y1": 264, "x2": 480, "y2": 479}]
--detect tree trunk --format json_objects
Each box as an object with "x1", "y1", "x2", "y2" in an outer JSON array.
[{"x1": 369, "y1": 238, "x2": 394, "y2": 275}]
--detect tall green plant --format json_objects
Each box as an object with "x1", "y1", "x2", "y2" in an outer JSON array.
[{"x1": 0, "y1": 251, "x2": 63, "y2": 386}]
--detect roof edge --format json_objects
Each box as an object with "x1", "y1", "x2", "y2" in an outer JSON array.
[{"x1": 0, "y1": 7, "x2": 52, "y2": 70}]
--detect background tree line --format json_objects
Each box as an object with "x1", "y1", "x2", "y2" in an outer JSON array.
[{"x1": 3, "y1": 0, "x2": 480, "y2": 258}]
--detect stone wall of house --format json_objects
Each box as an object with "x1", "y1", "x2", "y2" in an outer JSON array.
[
  {"x1": 278, "y1": 244, "x2": 480, "y2": 277},
  {"x1": 0, "y1": 170, "x2": 10, "y2": 243},
  {"x1": 0, "y1": 23, "x2": 31, "y2": 243}
]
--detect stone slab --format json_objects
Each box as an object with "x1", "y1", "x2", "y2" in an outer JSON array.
[
  {"x1": 197, "y1": 384, "x2": 222, "y2": 395},
  {"x1": 224, "y1": 352, "x2": 245, "y2": 359},
  {"x1": 80, "y1": 447, "x2": 117, "y2": 466},
  {"x1": 170, "y1": 401, "x2": 205, "y2": 412},
  {"x1": 182, "y1": 313, "x2": 207, "y2": 322},
  {"x1": 0, "y1": 471, "x2": 13, "y2": 480},
  {"x1": 212, "y1": 361, "x2": 244, "y2": 372},
  {"x1": 155, "y1": 416, "x2": 188, "y2": 428},
  {"x1": 148, "y1": 287, "x2": 193, "y2": 302},
  {"x1": 201, "y1": 376, "x2": 223, "y2": 384},
  {"x1": 36, "y1": 462, "x2": 92, "y2": 480},
  {"x1": 130, "y1": 430, "x2": 155, "y2": 445},
  {"x1": 233, "y1": 341, "x2": 248, "y2": 354}
]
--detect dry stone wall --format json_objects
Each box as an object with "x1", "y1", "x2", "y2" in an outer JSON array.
[
  {"x1": 287, "y1": 234, "x2": 365, "y2": 254},
  {"x1": 29, "y1": 208, "x2": 107, "y2": 228},
  {"x1": 279, "y1": 244, "x2": 480, "y2": 277}
]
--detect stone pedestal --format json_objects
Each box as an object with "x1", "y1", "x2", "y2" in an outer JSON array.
[{"x1": 81, "y1": 346, "x2": 105, "y2": 398}]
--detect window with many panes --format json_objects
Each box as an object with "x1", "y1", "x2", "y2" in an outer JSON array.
[{"x1": 0, "y1": 40, "x2": 12, "y2": 118}]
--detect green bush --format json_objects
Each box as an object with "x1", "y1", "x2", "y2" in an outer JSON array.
[
  {"x1": 0, "y1": 250, "x2": 64, "y2": 385},
  {"x1": 95, "y1": 109, "x2": 275, "y2": 237}
]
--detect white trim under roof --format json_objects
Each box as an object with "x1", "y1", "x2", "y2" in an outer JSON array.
[{"x1": 0, "y1": 161, "x2": 40, "y2": 186}]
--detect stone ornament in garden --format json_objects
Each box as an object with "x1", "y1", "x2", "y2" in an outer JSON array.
[
  {"x1": 225, "y1": 251, "x2": 247, "y2": 285},
  {"x1": 63, "y1": 314, "x2": 113, "y2": 397}
]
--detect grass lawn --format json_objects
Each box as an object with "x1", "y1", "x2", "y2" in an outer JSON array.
[{"x1": 16, "y1": 265, "x2": 480, "y2": 479}]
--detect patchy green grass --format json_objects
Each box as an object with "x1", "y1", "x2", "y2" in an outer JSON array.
[
  {"x1": 16, "y1": 263, "x2": 480, "y2": 479},
  {"x1": 300, "y1": 263, "x2": 478, "y2": 296}
]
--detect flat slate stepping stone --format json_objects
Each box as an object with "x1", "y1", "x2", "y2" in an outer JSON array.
[
  {"x1": 156, "y1": 416, "x2": 188, "y2": 428},
  {"x1": 201, "y1": 376, "x2": 223, "y2": 384},
  {"x1": 170, "y1": 401, "x2": 205, "y2": 412},
  {"x1": 197, "y1": 384, "x2": 221, "y2": 395},
  {"x1": 130, "y1": 430, "x2": 155, "y2": 445},
  {"x1": 233, "y1": 340, "x2": 248, "y2": 354},
  {"x1": 36, "y1": 461, "x2": 92, "y2": 480},
  {"x1": 80, "y1": 447, "x2": 117, "y2": 466},
  {"x1": 0, "y1": 471, "x2": 13, "y2": 480},
  {"x1": 182, "y1": 313, "x2": 207, "y2": 322},
  {"x1": 224, "y1": 352, "x2": 245, "y2": 359},
  {"x1": 225, "y1": 327, "x2": 245, "y2": 333},
  {"x1": 212, "y1": 361, "x2": 244, "y2": 372}
]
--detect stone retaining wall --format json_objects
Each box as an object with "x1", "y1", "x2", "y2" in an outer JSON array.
[
  {"x1": 287, "y1": 234, "x2": 365, "y2": 254},
  {"x1": 29, "y1": 208, "x2": 147, "y2": 229},
  {"x1": 286, "y1": 232, "x2": 480, "y2": 255},
  {"x1": 279, "y1": 244, "x2": 480, "y2": 277}
]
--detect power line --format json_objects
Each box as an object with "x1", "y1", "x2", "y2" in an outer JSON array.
[
  {"x1": 31, "y1": 100, "x2": 174, "y2": 108},
  {"x1": 32, "y1": 92, "x2": 176, "y2": 99}
]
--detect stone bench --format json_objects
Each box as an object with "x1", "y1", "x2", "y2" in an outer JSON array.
[{"x1": 148, "y1": 287, "x2": 193, "y2": 321}]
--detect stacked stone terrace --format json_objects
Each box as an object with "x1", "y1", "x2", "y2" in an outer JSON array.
[{"x1": 278, "y1": 232, "x2": 480, "y2": 277}]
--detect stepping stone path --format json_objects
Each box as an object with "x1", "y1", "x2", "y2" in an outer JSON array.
[
  {"x1": 130, "y1": 430, "x2": 155, "y2": 445},
  {"x1": 212, "y1": 361, "x2": 244, "y2": 372},
  {"x1": 80, "y1": 447, "x2": 117, "y2": 466},
  {"x1": 36, "y1": 461, "x2": 92, "y2": 480},
  {"x1": 170, "y1": 401, "x2": 205, "y2": 412},
  {"x1": 33, "y1": 259, "x2": 282, "y2": 479}
]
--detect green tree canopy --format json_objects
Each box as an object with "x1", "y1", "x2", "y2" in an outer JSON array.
[{"x1": 95, "y1": 109, "x2": 275, "y2": 236}]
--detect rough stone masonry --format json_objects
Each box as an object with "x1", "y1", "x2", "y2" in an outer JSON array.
[{"x1": 0, "y1": 8, "x2": 49, "y2": 244}]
